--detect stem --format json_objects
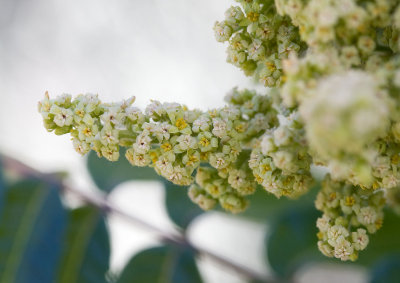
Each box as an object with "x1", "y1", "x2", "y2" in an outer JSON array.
[{"x1": 0, "y1": 154, "x2": 280, "y2": 283}]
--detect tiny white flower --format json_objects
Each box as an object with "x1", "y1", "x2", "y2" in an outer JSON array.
[
  {"x1": 126, "y1": 107, "x2": 144, "y2": 122},
  {"x1": 176, "y1": 134, "x2": 197, "y2": 151},
  {"x1": 273, "y1": 126, "x2": 291, "y2": 146},
  {"x1": 316, "y1": 215, "x2": 331, "y2": 232},
  {"x1": 219, "y1": 106, "x2": 240, "y2": 120},
  {"x1": 73, "y1": 139, "x2": 90, "y2": 155},
  {"x1": 100, "y1": 124, "x2": 119, "y2": 146},
  {"x1": 133, "y1": 133, "x2": 152, "y2": 154},
  {"x1": 248, "y1": 39, "x2": 265, "y2": 61},
  {"x1": 101, "y1": 107, "x2": 125, "y2": 127},
  {"x1": 212, "y1": 118, "x2": 228, "y2": 138},
  {"x1": 192, "y1": 116, "x2": 210, "y2": 132},
  {"x1": 224, "y1": 6, "x2": 244, "y2": 24},
  {"x1": 213, "y1": 21, "x2": 232, "y2": 42},
  {"x1": 155, "y1": 156, "x2": 173, "y2": 174},
  {"x1": 273, "y1": 151, "x2": 297, "y2": 173},
  {"x1": 351, "y1": 228, "x2": 369, "y2": 251},
  {"x1": 357, "y1": 207, "x2": 377, "y2": 226},
  {"x1": 133, "y1": 153, "x2": 151, "y2": 166},
  {"x1": 318, "y1": 241, "x2": 334, "y2": 257},
  {"x1": 168, "y1": 166, "x2": 186, "y2": 183},
  {"x1": 192, "y1": 193, "x2": 216, "y2": 211},
  {"x1": 210, "y1": 153, "x2": 229, "y2": 169},
  {"x1": 54, "y1": 93, "x2": 72, "y2": 105},
  {"x1": 251, "y1": 114, "x2": 268, "y2": 132},
  {"x1": 327, "y1": 225, "x2": 349, "y2": 247},
  {"x1": 163, "y1": 102, "x2": 181, "y2": 114},
  {"x1": 334, "y1": 238, "x2": 354, "y2": 261},
  {"x1": 145, "y1": 100, "x2": 165, "y2": 117},
  {"x1": 52, "y1": 106, "x2": 74, "y2": 127},
  {"x1": 154, "y1": 122, "x2": 171, "y2": 142},
  {"x1": 101, "y1": 145, "x2": 120, "y2": 161},
  {"x1": 82, "y1": 114, "x2": 94, "y2": 126}
]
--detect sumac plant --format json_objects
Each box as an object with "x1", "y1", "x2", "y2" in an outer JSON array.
[{"x1": 39, "y1": 0, "x2": 400, "y2": 262}]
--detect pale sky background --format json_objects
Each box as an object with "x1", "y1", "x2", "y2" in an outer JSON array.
[{"x1": 0, "y1": 1, "x2": 365, "y2": 282}]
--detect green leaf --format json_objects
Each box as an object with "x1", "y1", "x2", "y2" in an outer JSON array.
[
  {"x1": 0, "y1": 158, "x2": 5, "y2": 210},
  {"x1": 117, "y1": 245, "x2": 203, "y2": 283},
  {"x1": 265, "y1": 205, "x2": 321, "y2": 278},
  {"x1": 57, "y1": 206, "x2": 110, "y2": 283},
  {"x1": 87, "y1": 149, "x2": 160, "y2": 193},
  {"x1": 241, "y1": 184, "x2": 319, "y2": 222},
  {"x1": 240, "y1": 188, "x2": 292, "y2": 221},
  {"x1": 369, "y1": 254, "x2": 400, "y2": 283},
  {"x1": 164, "y1": 180, "x2": 204, "y2": 230},
  {"x1": 0, "y1": 179, "x2": 66, "y2": 283}
]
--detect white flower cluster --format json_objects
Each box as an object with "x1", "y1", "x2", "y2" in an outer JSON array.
[
  {"x1": 280, "y1": 48, "x2": 343, "y2": 107},
  {"x1": 315, "y1": 176, "x2": 385, "y2": 261},
  {"x1": 214, "y1": 0, "x2": 304, "y2": 87},
  {"x1": 285, "y1": 57, "x2": 400, "y2": 191},
  {"x1": 38, "y1": 88, "x2": 277, "y2": 213},
  {"x1": 39, "y1": 0, "x2": 400, "y2": 262},
  {"x1": 249, "y1": 111, "x2": 313, "y2": 198},
  {"x1": 276, "y1": 0, "x2": 399, "y2": 52},
  {"x1": 301, "y1": 71, "x2": 390, "y2": 187},
  {"x1": 188, "y1": 166, "x2": 251, "y2": 213}
]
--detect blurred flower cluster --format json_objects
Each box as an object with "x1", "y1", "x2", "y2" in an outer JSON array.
[{"x1": 40, "y1": 0, "x2": 400, "y2": 261}]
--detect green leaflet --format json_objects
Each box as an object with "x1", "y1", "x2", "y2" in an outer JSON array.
[
  {"x1": 0, "y1": 179, "x2": 66, "y2": 283},
  {"x1": 265, "y1": 205, "x2": 322, "y2": 278},
  {"x1": 369, "y1": 255, "x2": 400, "y2": 283},
  {"x1": 164, "y1": 180, "x2": 204, "y2": 230},
  {"x1": 117, "y1": 245, "x2": 203, "y2": 283},
  {"x1": 56, "y1": 206, "x2": 110, "y2": 283}
]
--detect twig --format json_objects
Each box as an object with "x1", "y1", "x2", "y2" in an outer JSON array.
[{"x1": 0, "y1": 154, "x2": 279, "y2": 283}]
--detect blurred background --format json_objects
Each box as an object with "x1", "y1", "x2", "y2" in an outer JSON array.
[{"x1": 0, "y1": 1, "x2": 371, "y2": 282}]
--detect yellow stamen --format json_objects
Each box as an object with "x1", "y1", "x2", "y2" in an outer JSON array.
[
  {"x1": 345, "y1": 196, "x2": 355, "y2": 206},
  {"x1": 391, "y1": 155, "x2": 400, "y2": 165},
  {"x1": 208, "y1": 110, "x2": 217, "y2": 118},
  {"x1": 149, "y1": 151, "x2": 158, "y2": 163},
  {"x1": 200, "y1": 152, "x2": 210, "y2": 161},
  {"x1": 266, "y1": 62, "x2": 276, "y2": 72},
  {"x1": 161, "y1": 142, "x2": 172, "y2": 152},
  {"x1": 199, "y1": 137, "x2": 210, "y2": 147},
  {"x1": 82, "y1": 127, "x2": 92, "y2": 136},
  {"x1": 235, "y1": 123, "x2": 246, "y2": 133},
  {"x1": 187, "y1": 155, "x2": 199, "y2": 166},
  {"x1": 261, "y1": 164, "x2": 271, "y2": 174},
  {"x1": 247, "y1": 12, "x2": 259, "y2": 22},
  {"x1": 175, "y1": 118, "x2": 187, "y2": 130}
]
